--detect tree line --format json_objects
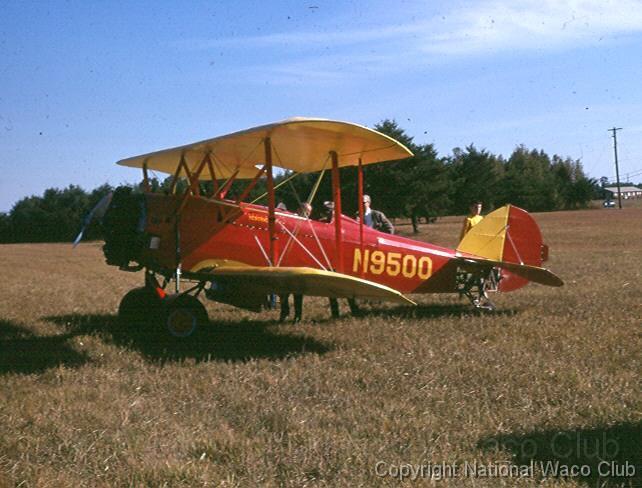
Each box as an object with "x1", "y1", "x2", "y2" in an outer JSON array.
[{"x1": 0, "y1": 120, "x2": 607, "y2": 243}]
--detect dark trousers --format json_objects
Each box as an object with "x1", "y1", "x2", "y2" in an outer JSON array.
[
  {"x1": 329, "y1": 298, "x2": 339, "y2": 318},
  {"x1": 329, "y1": 298, "x2": 360, "y2": 318},
  {"x1": 281, "y1": 295, "x2": 360, "y2": 321},
  {"x1": 280, "y1": 294, "x2": 303, "y2": 321}
]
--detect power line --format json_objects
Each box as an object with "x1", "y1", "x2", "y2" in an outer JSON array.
[{"x1": 606, "y1": 169, "x2": 642, "y2": 184}]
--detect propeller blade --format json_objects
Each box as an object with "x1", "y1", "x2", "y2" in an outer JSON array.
[
  {"x1": 72, "y1": 229, "x2": 85, "y2": 248},
  {"x1": 72, "y1": 192, "x2": 113, "y2": 248}
]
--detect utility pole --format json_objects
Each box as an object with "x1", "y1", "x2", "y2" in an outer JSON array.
[{"x1": 609, "y1": 127, "x2": 623, "y2": 209}]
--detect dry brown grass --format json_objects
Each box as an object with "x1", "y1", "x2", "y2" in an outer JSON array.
[{"x1": 0, "y1": 207, "x2": 640, "y2": 487}]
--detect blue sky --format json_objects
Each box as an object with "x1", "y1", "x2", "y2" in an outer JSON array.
[{"x1": 2, "y1": 0, "x2": 642, "y2": 211}]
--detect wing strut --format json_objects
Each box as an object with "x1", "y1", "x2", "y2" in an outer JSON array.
[
  {"x1": 142, "y1": 160, "x2": 150, "y2": 192},
  {"x1": 357, "y1": 158, "x2": 365, "y2": 277},
  {"x1": 265, "y1": 137, "x2": 277, "y2": 266},
  {"x1": 331, "y1": 151, "x2": 343, "y2": 272}
]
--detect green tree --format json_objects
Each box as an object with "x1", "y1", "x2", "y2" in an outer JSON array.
[
  {"x1": 9, "y1": 186, "x2": 90, "y2": 242},
  {"x1": 551, "y1": 156, "x2": 597, "y2": 209},
  {"x1": 500, "y1": 147, "x2": 557, "y2": 211},
  {"x1": 370, "y1": 120, "x2": 451, "y2": 232},
  {"x1": 0, "y1": 212, "x2": 11, "y2": 243},
  {"x1": 447, "y1": 145, "x2": 503, "y2": 215}
]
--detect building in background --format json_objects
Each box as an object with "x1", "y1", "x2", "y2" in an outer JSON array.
[{"x1": 604, "y1": 186, "x2": 642, "y2": 200}]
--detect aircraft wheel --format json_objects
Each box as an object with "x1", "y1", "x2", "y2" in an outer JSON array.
[
  {"x1": 162, "y1": 294, "x2": 208, "y2": 339},
  {"x1": 118, "y1": 286, "x2": 162, "y2": 327}
]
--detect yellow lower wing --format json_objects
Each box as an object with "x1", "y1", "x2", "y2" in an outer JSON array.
[{"x1": 183, "y1": 266, "x2": 416, "y2": 305}]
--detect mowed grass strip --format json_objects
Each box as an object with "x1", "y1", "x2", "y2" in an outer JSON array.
[{"x1": 0, "y1": 208, "x2": 640, "y2": 487}]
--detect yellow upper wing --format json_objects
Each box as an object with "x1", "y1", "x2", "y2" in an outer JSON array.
[{"x1": 117, "y1": 118, "x2": 413, "y2": 180}]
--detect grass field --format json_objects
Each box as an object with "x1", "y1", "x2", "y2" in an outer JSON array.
[{"x1": 1, "y1": 207, "x2": 640, "y2": 487}]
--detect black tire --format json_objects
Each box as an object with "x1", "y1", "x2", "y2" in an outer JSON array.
[
  {"x1": 162, "y1": 294, "x2": 208, "y2": 339},
  {"x1": 118, "y1": 286, "x2": 162, "y2": 328}
]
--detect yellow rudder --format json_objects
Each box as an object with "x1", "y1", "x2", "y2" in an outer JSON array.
[{"x1": 456, "y1": 205, "x2": 511, "y2": 261}]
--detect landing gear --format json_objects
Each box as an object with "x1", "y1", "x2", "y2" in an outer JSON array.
[
  {"x1": 162, "y1": 293, "x2": 208, "y2": 338},
  {"x1": 118, "y1": 274, "x2": 208, "y2": 339},
  {"x1": 456, "y1": 266, "x2": 501, "y2": 311},
  {"x1": 118, "y1": 286, "x2": 162, "y2": 327}
]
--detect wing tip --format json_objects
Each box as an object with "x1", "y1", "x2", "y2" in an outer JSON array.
[{"x1": 400, "y1": 295, "x2": 417, "y2": 305}]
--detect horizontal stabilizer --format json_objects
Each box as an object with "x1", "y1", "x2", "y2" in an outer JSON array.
[
  {"x1": 183, "y1": 266, "x2": 416, "y2": 305},
  {"x1": 455, "y1": 256, "x2": 564, "y2": 287}
]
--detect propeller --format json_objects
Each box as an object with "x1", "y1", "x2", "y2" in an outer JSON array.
[{"x1": 72, "y1": 192, "x2": 113, "y2": 247}]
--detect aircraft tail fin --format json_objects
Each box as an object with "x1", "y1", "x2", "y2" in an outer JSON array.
[{"x1": 456, "y1": 205, "x2": 558, "y2": 291}]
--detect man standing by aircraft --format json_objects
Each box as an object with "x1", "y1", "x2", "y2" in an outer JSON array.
[
  {"x1": 360, "y1": 194, "x2": 394, "y2": 234},
  {"x1": 460, "y1": 202, "x2": 484, "y2": 241},
  {"x1": 341, "y1": 194, "x2": 394, "y2": 318}
]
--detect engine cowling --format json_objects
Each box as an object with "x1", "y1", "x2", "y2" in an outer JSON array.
[{"x1": 102, "y1": 188, "x2": 146, "y2": 268}]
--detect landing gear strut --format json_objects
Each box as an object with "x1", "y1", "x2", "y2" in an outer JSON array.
[{"x1": 456, "y1": 266, "x2": 501, "y2": 311}]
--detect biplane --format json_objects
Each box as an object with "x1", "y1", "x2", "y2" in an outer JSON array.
[{"x1": 79, "y1": 118, "x2": 563, "y2": 338}]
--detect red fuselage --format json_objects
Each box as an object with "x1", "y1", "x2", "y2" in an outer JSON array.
[{"x1": 140, "y1": 194, "x2": 462, "y2": 294}]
